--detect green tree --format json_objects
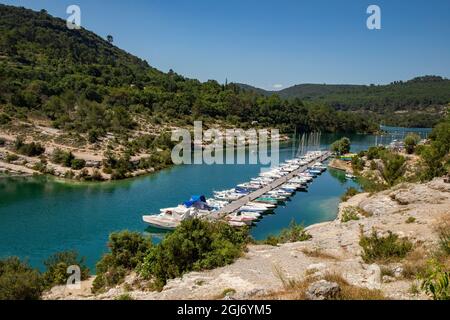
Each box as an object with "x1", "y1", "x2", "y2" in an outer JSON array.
[
  {"x1": 404, "y1": 133, "x2": 421, "y2": 154},
  {"x1": 331, "y1": 137, "x2": 351, "y2": 155},
  {"x1": 0, "y1": 257, "x2": 45, "y2": 300}
]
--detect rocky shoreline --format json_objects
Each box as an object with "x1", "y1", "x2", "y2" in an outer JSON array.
[{"x1": 44, "y1": 178, "x2": 450, "y2": 300}]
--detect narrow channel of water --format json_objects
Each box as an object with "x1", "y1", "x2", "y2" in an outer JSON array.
[{"x1": 0, "y1": 133, "x2": 394, "y2": 270}]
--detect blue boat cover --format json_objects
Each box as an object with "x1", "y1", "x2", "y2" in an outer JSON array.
[{"x1": 183, "y1": 195, "x2": 209, "y2": 209}]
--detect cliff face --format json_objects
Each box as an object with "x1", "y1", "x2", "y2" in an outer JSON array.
[{"x1": 45, "y1": 178, "x2": 450, "y2": 300}]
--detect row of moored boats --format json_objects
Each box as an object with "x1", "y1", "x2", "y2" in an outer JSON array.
[{"x1": 142, "y1": 151, "x2": 328, "y2": 230}]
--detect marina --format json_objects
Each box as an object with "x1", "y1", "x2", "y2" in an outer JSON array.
[
  {"x1": 0, "y1": 134, "x2": 372, "y2": 270},
  {"x1": 142, "y1": 150, "x2": 332, "y2": 230}
]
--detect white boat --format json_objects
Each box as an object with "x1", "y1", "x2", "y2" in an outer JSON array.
[
  {"x1": 247, "y1": 202, "x2": 276, "y2": 209},
  {"x1": 229, "y1": 211, "x2": 260, "y2": 220},
  {"x1": 239, "y1": 205, "x2": 267, "y2": 213},
  {"x1": 345, "y1": 173, "x2": 356, "y2": 180},
  {"x1": 228, "y1": 221, "x2": 247, "y2": 228},
  {"x1": 143, "y1": 207, "x2": 197, "y2": 230}
]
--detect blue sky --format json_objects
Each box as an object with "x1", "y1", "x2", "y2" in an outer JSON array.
[{"x1": 2, "y1": 0, "x2": 450, "y2": 89}]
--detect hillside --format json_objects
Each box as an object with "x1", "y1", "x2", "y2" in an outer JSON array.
[
  {"x1": 237, "y1": 76, "x2": 450, "y2": 128},
  {"x1": 0, "y1": 4, "x2": 376, "y2": 137}
]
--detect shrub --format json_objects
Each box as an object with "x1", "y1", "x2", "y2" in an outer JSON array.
[
  {"x1": 0, "y1": 257, "x2": 45, "y2": 300},
  {"x1": 341, "y1": 207, "x2": 360, "y2": 223},
  {"x1": 92, "y1": 231, "x2": 152, "y2": 293},
  {"x1": 115, "y1": 293, "x2": 134, "y2": 300},
  {"x1": 420, "y1": 260, "x2": 449, "y2": 300},
  {"x1": 71, "y1": 158, "x2": 86, "y2": 170},
  {"x1": 380, "y1": 151, "x2": 406, "y2": 186},
  {"x1": 367, "y1": 146, "x2": 385, "y2": 160},
  {"x1": 406, "y1": 217, "x2": 416, "y2": 224},
  {"x1": 32, "y1": 161, "x2": 47, "y2": 173},
  {"x1": 370, "y1": 160, "x2": 377, "y2": 170},
  {"x1": 436, "y1": 217, "x2": 450, "y2": 256},
  {"x1": 0, "y1": 113, "x2": 11, "y2": 125},
  {"x1": 52, "y1": 148, "x2": 74, "y2": 167},
  {"x1": 351, "y1": 156, "x2": 365, "y2": 172},
  {"x1": 5, "y1": 153, "x2": 19, "y2": 163},
  {"x1": 0, "y1": 137, "x2": 6, "y2": 146},
  {"x1": 277, "y1": 220, "x2": 312, "y2": 243},
  {"x1": 262, "y1": 235, "x2": 280, "y2": 246},
  {"x1": 341, "y1": 187, "x2": 359, "y2": 202},
  {"x1": 43, "y1": 251, "x2": 90, "y2": 287},
  {"x1": 138, "y1": 220, "x2": 249, "y2": 289},
  {"x1": 404, "y1": 133, "x2": 421, "y2": 154},
  {"x1": 359, "y1": 228, "x2": 413, "y2": 263},
  {"x1": 14, "y1": 138, "x2": 45, "y2": 157}
]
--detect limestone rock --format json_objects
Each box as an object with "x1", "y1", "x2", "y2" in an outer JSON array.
[
  {"x1": 366, "y1": 264, "x2": 382, "y2": 290},
  {"x1": 306, "y1": 280, "x2": 340, "y2": 300}
]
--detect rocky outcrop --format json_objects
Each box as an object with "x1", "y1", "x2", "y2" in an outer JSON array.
[{"x1": 306, "y1": 280, "x2": 340, "y2": 300}]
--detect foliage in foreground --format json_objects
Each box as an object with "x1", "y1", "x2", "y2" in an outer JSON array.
[
  {"x1": 340, "y1": 207, "x2": 361, "y2": 223},
  {"x1": 92, "y1": 231, "x2": 152, "y2": 293},
  {"x1": 43, "y1": 251, "x2": 90, "y2": 287},
  {"x1": 420, "y1": 260, "x2": 450, "y2": 300},
  {"x1": 0, "y1": 257, "x2": 44, "y2": 300},
  {"x1": 359, "y1": 228, "x2": 413, "y2": 263},
  {"x1": 138, "y1": 219, "x2": 249, "y2": 289}
]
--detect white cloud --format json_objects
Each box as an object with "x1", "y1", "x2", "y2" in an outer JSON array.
[{"x1": 273, "y1": 84, "x2": 283, "y2": 89}]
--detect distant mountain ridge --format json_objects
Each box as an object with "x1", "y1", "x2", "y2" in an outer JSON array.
[
  {"x1": 236, "y1": 75, "x2": 450, "y2": 102},
  {"x1": 235, "y1": 83, "x2": 365, "y2": 99}
]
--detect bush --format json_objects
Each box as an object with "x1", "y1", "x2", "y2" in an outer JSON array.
[
  {"x1": 43, "y1": 251, "x2": 90, "y2": 287},
  {"x1": 420, "y1": 260, "x2": 449, "y2": 300},
  {"x1": 359, "y1": 228, "x2": 413, "y2": 263},
  {"x1": 341, "y1": 187, "x2": 359, "y2": 202},
  {"x1": 71, "y1": 158, "x2": 86, "y2": 170},
  {"x1": 0, "y1": 113, "x2": 11, "y2": 125},
  {"x1": 436, "y1": 218, "x2": 450, "y2": 256},
  {"x1": 262, "y1": 220, "x2": 311, "y2": 246},
  {"x1": 406, "y1": 217, "x2": 416, "y2": 224},
  {"x1": 351, "y1": 156, "x2": 365, "y2": 172},
  {"x1": 404, "y1": 133, "x2": 421, "y2": 154},
  {"x1": 367, "y1": 146, "x2": 385, "y2": 160},
  {"x1": 52, "y1": 148, "x2": 74, "y2": 167},
  {"x1": 277, "y1": 220, "x2": 311, "y2": 243},
  {"x1": 341, "y1": 207, "x2": 360, "y2": 223},
  {"x1": 0, "y1": 137, "x2": 5, "y2": 146},
  {"x1": 14, "y1": 138, "x2": 45, "y2": 157},
  {"x1": 5, "y1": 153, "x2": 19, "y2": 163},
  {"x1": 380, "y1": 151, "x2": 406, "y2": 186},
  {"x1": 92, "y1": 231, "x2": 152, "y2": 293},
  {"x1": 138, "y1": 220, "x2": 249, "y2": 289},
  {"x1": 0, "y1": 257, "x2": 45, "y2": 300}
]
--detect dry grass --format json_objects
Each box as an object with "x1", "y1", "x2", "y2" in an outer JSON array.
[
  {"x1": 300, "y1": 248, "x2": 339, "y2": 261},
  {"x1": 264, "y1": 267, "x2": 386, "y2": 300},
  {"x1": 402, "y1": 247, "x2": 428, "y2": 279}
]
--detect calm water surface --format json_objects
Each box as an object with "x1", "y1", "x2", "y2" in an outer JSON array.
[{"x1": 0, "y1": 133, "x2": 386, "y2": 270}]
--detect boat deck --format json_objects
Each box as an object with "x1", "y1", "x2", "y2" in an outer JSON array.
[{"x1": 216, "y1": 151, "x2": 332, "y2": 216}]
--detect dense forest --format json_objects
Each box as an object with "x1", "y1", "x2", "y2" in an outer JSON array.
[
  {"x1": 0, "y1": 5, "x2": 374, "y2": 135},
  {"x1": 0, "y1": 4, "x2": 447, "y2": 137},
  {"x1": 238, "y1": 76, "x2": 450, "y2": 128}
]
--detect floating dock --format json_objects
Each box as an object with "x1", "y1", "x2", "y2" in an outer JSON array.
[{"x1": 216, "y1": 151, "x2": 332, "y2": 216}]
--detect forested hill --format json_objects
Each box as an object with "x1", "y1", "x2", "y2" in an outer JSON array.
[
  {"x1": 236, "y1": 76, "x2": 450, "y2": 127},
  {"x1": 0, "y1": 4, "x2": 445, "y2": 135}
]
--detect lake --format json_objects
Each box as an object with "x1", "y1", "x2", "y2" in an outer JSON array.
[{"x1": 0, "y1": 133, "x2": 396, "y2": 270}]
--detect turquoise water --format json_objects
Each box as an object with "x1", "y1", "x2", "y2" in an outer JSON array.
[{"x1": 0, "y1": 133, "x2": 382, "y2": 270}]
